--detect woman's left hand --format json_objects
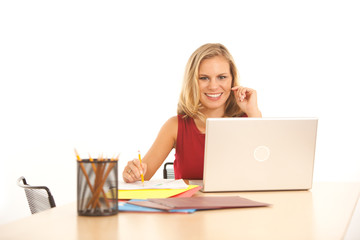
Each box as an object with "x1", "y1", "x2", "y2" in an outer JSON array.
[{"x1": 232, "y1": 86, "x2": 262, "y2": 117}]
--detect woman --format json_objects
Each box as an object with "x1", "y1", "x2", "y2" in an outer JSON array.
[{"x1": 123, "y1": 43, "x2": 262, "y2": 182}]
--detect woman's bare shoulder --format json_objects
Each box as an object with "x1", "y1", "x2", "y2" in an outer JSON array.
[
  {"x1": 162, "y1": 116, "x2": 178, "y2": 131},
  {"x1": 156, "y1": 116, "x2": 178, "y2": 148}
]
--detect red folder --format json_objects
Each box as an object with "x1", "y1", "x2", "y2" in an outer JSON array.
[{"x1": 170, "y1": 185, "x2": 202, "y2": 198}]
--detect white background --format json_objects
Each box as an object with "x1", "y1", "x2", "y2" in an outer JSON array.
[{"x1": 0, "y1": 0, "x2": 359, "y2": 225}]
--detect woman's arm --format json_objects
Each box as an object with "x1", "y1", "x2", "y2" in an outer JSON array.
[
  {"x1": 232, "y1": 86, "x2": 262, "y2": 117},
  {"x1": 122, "y1": 116, "x2": 178, "y2": 182}
]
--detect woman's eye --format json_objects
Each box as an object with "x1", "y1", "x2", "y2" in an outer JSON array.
[
  {"x1": 199, "y1": 77, "x2": 208, "y2": 80},
  {"x1": 219, "y1": 76, "x2": 227, "y2": 80}
]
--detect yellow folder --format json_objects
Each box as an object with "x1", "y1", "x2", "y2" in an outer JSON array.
[{"x1": 117, "y1": 185, "x2": 200, "y2": 199}]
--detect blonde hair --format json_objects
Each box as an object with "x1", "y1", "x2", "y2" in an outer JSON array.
[{"x1": 177, "y1": 43, "x2": 243, "y2": 122}]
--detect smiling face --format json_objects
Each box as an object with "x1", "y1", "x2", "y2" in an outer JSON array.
[{"x1": 198, "y1": 55, "x2": 232, "y2": 117}]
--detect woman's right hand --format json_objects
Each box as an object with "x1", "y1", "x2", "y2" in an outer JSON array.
[{"x1": 122, "y1": 158, "x2": 147, "y2": 183}]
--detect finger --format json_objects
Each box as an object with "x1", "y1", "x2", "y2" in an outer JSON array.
[
  {"x1": 231, "y1": 86, "x2": 242, "y2": 96},
  {"x1": 123, "y1": 165, "x2": 135, "y2": 182},
  {"x1": 231, "y1": 86, "x2": 240, "y2": 91},
  {"x1": 135, "y1": 159, "x2": 147, "y2": 177},
  {"x1": 130, "y1": 159, "x2": 147, "y2": 179},
  {"x1": 245, "y1": 88, "x2": 255, "y2": 94},
  {"x1": 241, "y1": 87, "x2": 249, "y2": 95},
  {"x1": 233, "y1": 86, "x2": 253, "y2": 102},
  {"x1": 128, "y1": 159, "x2": 142, "y2": 179},
  {"x1": 123, "y1": 173, "x2": 133, "y2": 183},
  {"x1": 132, "y1": 159, "x2": 142, "y2": 170},
  {"x1": 249, "y1": 88, "x2": 257, "y2": 95},
  {"x1": 123, "y1": 160, "x2": 141, "y2": 182},
  {"x1": 141, "y1": 162, "x2": 147, "y2": 176},
  {"x1": 235, "y1": 87, "x2": 245, "y2": 101},
  {"x1": 123, "y1": 169, "x2": 135, "y2": 183},
  {"x1": 143, "y1": 162, "x2": 147, "y2": 173},
  {"x1": 244, "y1": 88, "x2": 256, "y2": 100},
  {"x1": 241, "y1": 88, "x2": 256, "y2": 101},
  {"x1": 233, "y1": 86, "x2": 244, "y2": 97}
]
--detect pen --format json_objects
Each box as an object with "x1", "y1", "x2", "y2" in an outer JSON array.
[{"x1": 138, "y1": 150, "x2": 144, "y2": 186}]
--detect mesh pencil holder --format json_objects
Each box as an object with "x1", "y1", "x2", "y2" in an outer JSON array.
[{"x1": 77, "y1": 159, "x2": 118, "y2": 216}]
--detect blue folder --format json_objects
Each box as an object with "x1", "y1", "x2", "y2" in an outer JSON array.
[{"x1": 118, "y1": 200, "x2": 196, "y2": 213}]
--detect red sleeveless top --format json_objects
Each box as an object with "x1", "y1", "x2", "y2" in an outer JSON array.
[{"x1": 174, "y1": 115, "x2": 205, "y2": 179}]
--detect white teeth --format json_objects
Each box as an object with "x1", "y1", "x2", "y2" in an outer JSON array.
[{"x1": 206, "y1": 93, "x2": 222, "y2": 98}]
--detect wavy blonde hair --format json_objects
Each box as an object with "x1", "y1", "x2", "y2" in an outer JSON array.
[{"x1": 177, "y1": 43, "x2": 243, "y2": 122}]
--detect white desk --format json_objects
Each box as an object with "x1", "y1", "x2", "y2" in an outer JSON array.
[{"x1": 0, "y1": 182, "x2": 359, "y2": 240}]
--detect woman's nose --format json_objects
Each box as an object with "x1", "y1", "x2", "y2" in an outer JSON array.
[{"x1": 208, "y1": 79, "x2": 219, "y2": 90}]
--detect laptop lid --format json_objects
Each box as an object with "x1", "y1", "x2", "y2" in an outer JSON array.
[{"x1": 202, "y1": 118, "x2": 318, "y2": 192}]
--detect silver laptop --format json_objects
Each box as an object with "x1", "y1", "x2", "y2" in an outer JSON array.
[{"x1": 200, "y1": 118, "x2": 318, "y2": 192}]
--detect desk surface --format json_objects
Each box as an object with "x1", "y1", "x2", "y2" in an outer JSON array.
[{"x1": 0, "y1": 182, "x2": 359, "y2": 240}]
